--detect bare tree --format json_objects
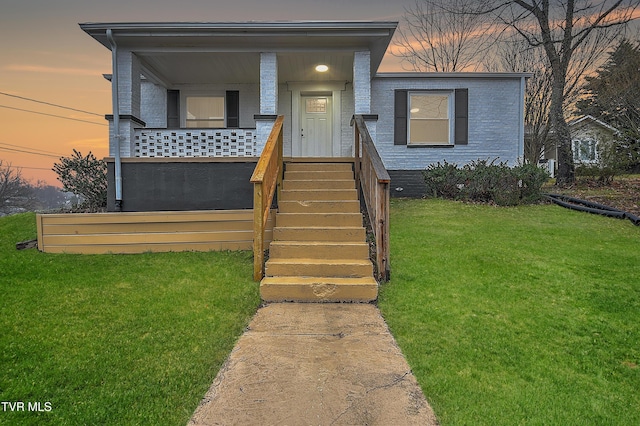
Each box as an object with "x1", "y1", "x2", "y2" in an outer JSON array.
[
  {"x1": 393, "y1": 0, "x2": 497, "y2": 71},
  {"x1": 481, "y1": 0, "x2": 640, "y2": 185},
  {"x1": 401, "y1": 1, "x2": 639, "y2": 184},
  {"x1": 0, "y1": 160, "x2": 34, "y2": 214}
]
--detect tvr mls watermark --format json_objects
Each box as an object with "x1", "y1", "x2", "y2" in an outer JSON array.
[{"x1": 1, "y1": 401, "x2": 52, "y2": 412}]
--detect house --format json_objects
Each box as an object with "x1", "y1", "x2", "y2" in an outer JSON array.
[
  {"x1": 79, "y1": 21, "x2": 530, "y2": 207},
  {"x1": 540, "y1": 115, "x2": 621, "y2": 176},
  {"x1": 569, "y1": 115, "x2": 620, "y2": 165},
  {"x1": 35, "y1": 21, "x2": 531, "y2": 299}
]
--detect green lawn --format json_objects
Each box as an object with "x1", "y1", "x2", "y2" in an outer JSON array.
[
  {"x1": 0, "y1": 213, "x2": 260, "y2": 425},
  {"x1": 379, "y1": 199, "x2": 640, "y2": 425},
  {"x1": 3, "y1": 202, "x2": 640, "y2": 425}
]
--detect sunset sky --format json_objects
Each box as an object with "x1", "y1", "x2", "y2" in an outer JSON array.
[{"x1": 0, "y1": 0, "x2": 413, "y2": 186}]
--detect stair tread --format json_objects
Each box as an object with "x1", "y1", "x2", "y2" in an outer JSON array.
[
  {"x1": 263, "y1": 161, "x2": 377, "y2": 302},
  {"x1": 274, "y1": 226, "x2": 365, "y2": 230},
  {"x1": 276, "y1": 212, "x2": 362, "y2": 217},
  {"x1": 269, "y1": 241, "x2": 367, "y2": 246},
  {"x1": 261, "y1": 276, "x2": 378, "y2": 284},
  {"x1": 266, "y1": 258, "x2": 372, "y2": 265}
]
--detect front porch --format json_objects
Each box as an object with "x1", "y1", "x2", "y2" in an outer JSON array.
[
  {"x1": 80, "y1": 22, "x2": 395, "y2": 178},
  {"x1": 37, "y1": 115, "x2": 390, "y2": 295}
]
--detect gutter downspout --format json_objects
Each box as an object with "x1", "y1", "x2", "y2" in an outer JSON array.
[
  {"x1": 107, "y1": 29, "x2": 122, "y2": 211},
  {"x1": 519, "y1": 76, "x2": 526, "y2": 164}
]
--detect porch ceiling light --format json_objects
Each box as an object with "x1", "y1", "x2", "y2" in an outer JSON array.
[{"x1": 315, "y1": 64, "x2": 329, "y2": 72}]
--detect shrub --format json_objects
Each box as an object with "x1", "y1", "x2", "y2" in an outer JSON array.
[
  {"x1": 460, "y1": 159, "x2": 513, "y2": 203},
  {"x1": 516, "y1": 162, "x2": 551, "y2": 203},
  {"x1": 575, "y1": 138, "x2": 629, "y2": 184},
  {"x1": 53, "y1": 150, "x2": 107, "y2": 212},
  {"x1": 423, "y1": 158, "x2": 549, "y2": 206},
  {"x1": 423, "y1": 160, "x2": 464, "y2": 199}
]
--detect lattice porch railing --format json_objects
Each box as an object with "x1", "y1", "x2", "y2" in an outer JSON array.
[{"x1": 133, "y1": 128, "x2": 257, "y2": 158}]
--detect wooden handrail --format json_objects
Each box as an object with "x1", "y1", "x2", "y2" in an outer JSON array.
[
  {"x1": 351, "y1": 115, "x2": 391, "y2": 281},
  {"x1": 251, "y1": 115, "x2": 284, "y2": 281}
]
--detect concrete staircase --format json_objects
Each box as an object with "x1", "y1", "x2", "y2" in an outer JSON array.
[{"x1": 260, "y1": 162, "x2": 378, "y2": 302}]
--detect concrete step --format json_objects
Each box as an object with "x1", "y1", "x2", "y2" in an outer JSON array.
[
  {"x1": 280, "y1": 189, "x2": 358, "y2": 201},
  {"x1": 283, "y1": 179, "x2": 355, "y2": 190},
  {"x1": 284, "y1": 170, "x2": 354, "y2": 180},
  {"x1": 268, "y1": 241, "x2": 370, "y2": 260},
  {"x1": 276, "y1": 213, "x2": 363, "y2": 227},
  {"x1": 286, "y1": 162, "x2": 353, "y2": 172},
  {"x1": 278, "y1": 200, "x2": 361, "y2": 214},
  {"x1": 273, "y1": 226, "x2": 366, "y2": 242},
  {"x1": 265, "y1": 258, "x2": 373, "y2": 278},
  {"x1": 260, "y1": 276, "x2": 378, "y2": 302}
]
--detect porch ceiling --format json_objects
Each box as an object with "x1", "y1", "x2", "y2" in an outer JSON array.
[
  {"x1": 81, "y1": 21, "x2": 397, "y2": 85},
  {"x1": 138, "y1": 51, "x2": 355, "y2": 85}
]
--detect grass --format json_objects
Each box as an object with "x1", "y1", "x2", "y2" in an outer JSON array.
[
  {"x1": 378, "y1": 199, "x2": 640, "y2": 425},
  {"x1": 0, "y1": 213, "x2": 260, "y2": 425}
]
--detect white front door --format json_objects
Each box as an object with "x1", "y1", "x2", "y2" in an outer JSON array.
[{"x1": 298, "y1": 95, "x2": 333, "y2": 157}]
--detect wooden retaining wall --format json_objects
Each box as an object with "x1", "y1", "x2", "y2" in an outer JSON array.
[{"x1": 36, "y1": 210, "x2": 274, "y2": 254}]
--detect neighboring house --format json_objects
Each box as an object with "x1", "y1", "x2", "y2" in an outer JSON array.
[
  {"x1": 570, "y1": 115, "x2": 620, "y2": 165},
  {"x1": 541, "y1": 115, "x2": 621, "y2": 176},
  {"x1": 80, "y1": 21, "x2": 529, "y2": 209}
]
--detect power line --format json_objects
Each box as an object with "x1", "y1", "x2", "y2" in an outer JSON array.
[
  {"x1": 0, "y1": 91, "x2": 103, "y2": 117},
  {"x1": 0, "y1": 105, "x2": 107, "y2": 126},
  {"x1": 3, "y1": 163, "x2": 53, "y2": 171},
  {"x1": 0, "y1": 142, "x2": 64, "y2": 157},
  {"x1": 0, "y1": 146, "x2": 60, "y2": 158}
]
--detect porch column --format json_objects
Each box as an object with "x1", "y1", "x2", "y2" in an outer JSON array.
[
  {"x1": 353, "y1": 51, "x2": 377, "y2": 144},
  {"x1": 256, "y1": 52, "x2": 278, "y2": 154},
  {"x1": 110, "y1": 49, "x2": 142, "y2": 157},
  {"x1": 353, "y1": 51, "x2": 371, "y2": 115}
]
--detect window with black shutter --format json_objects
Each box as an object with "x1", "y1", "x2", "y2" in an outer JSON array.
[{"x1": 394, "y1": 88, "x2": 469, "y2": 146}]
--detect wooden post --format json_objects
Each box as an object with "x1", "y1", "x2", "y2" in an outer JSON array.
[
  {"x1": 251, "y1": 115, "x2": 284, "y2": 282},
  {"x1": 253, "y1": 183, "x2": 264, "y2": 281},
  {"x1": 276, "y1": 130, "x2": 283, "y2": 204},
  {"x1": 354, "y1": 122, "x2": 361, "y2": 191},
  {"x1": 350, "y1": 114, "x2": 391, "y2": 282}
]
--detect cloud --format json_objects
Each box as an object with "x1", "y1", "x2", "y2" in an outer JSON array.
[{"x1": 4, "y1": 64, "x2": 101, "y2": 76}]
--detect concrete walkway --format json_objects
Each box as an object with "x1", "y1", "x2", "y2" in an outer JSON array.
[{"x1": 189, "y1": 303, "x2": 438, "y2": 425}]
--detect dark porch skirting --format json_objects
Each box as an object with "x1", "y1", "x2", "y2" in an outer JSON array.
[
  {"x1": 106, "y1": 158, "x2": 257, "y2": 212},
  {"x1": 387, "y1": 170, "x2": 427, "y2": 199}
]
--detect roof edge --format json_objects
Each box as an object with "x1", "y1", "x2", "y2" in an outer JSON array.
[
  {"x1": 375, "y1": 72, "x2": 534, "y2": 79},
  {"x1": 79, "y1": 20, "x2": 399, "y2": 32}
]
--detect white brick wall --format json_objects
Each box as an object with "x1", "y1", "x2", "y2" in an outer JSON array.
[
  {"x1": 341, "y1": 83, "x2": 355, "y2": 156},
  {"x1": 353, "y1": 51, "x2": 371, "y2": 114},
  {"x1": 371, "y1": 76, "x2": 524, "y2": 170},
  {"x1": 260, "y1": 53, "x2": 278, "y2": 115},
  {"x1": 141, "y1": 81, "x2": 167, "y2": 128},
  {"x1": 116, "y1": 49, "x2": 141, "y2": 117}
]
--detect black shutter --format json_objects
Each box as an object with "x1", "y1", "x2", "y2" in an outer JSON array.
[
  {"x1": 226, "y1": 90, "x2": 240, "y2": 128},
  {"x1": 394, "y1": 90, "x2": 408, "y2": 145},
  {"x1": 167, "y1": 90, "x2": 180, "y2": 128},
  {"x1": 455, "y1": 88, "x2": 468, "y2": 145}
]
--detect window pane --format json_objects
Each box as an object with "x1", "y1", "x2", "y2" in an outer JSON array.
[
  {"x1": 410, "y1": 119, "x2": 449, "y2": 144},
  {"x1": 409, "y1": 93, "x2": 450, "y2": 144},
  {"x1": 410, "y1": 94, "x2": 448, "y2": 119},
  {"x1": 186, "y1": 96, "x2": 224, "y2": 128}
]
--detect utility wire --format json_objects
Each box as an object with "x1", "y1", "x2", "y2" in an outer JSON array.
[
  {"x1": 0, "y1": 146, "x2": 60, "y2": 158},
  {"x1": 0, "y1": 142, "x2": 64, "y2": 157},
  {"x1": 4, "y1": 164, "x2": 53, "y2": 171},
  {"x1": 0, "y1": 91, "x2": 103, "y2": 117},
  {"x1": 0, "y1": 105, "x2": 107, "y2": 126}
]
